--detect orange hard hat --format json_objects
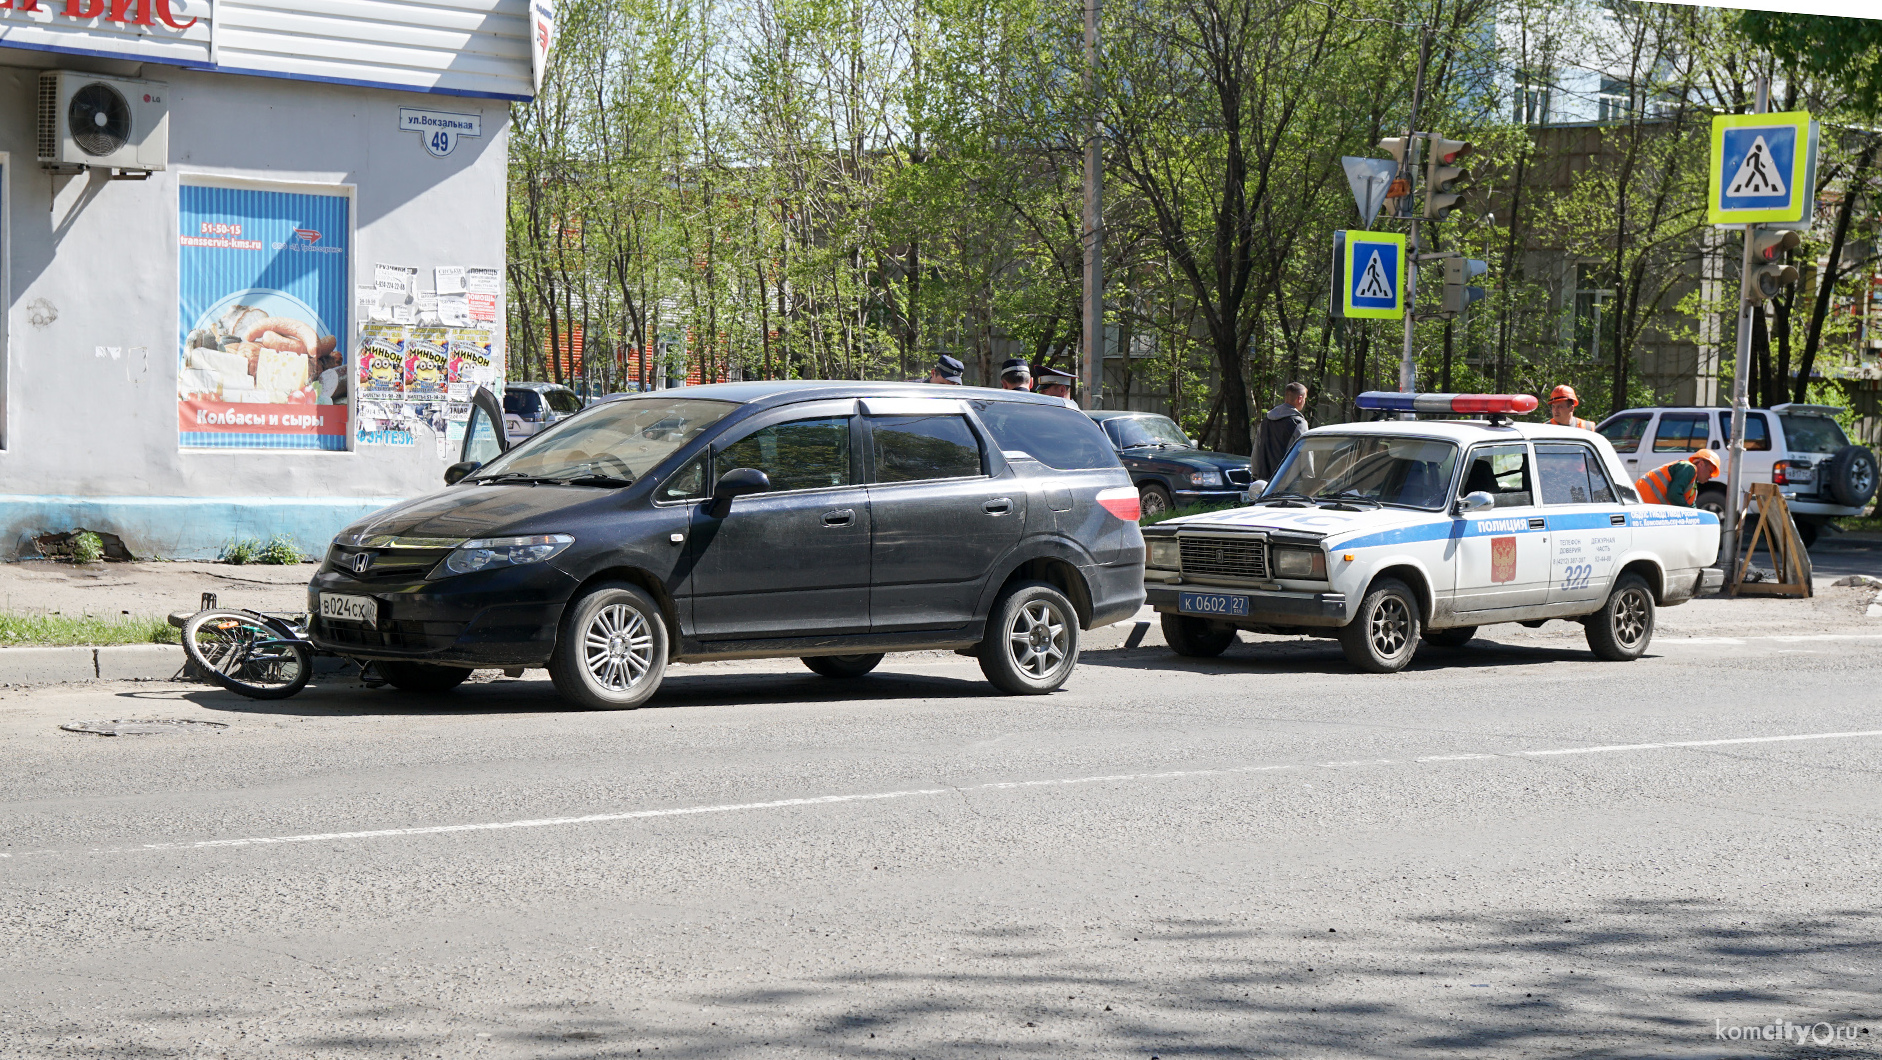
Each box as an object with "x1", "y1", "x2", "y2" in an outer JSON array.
[
  {"x1": 1549, "y1": 384, "x2": 1579, "y2": 406},
  {"x1": 1692, "y1": 448, "x2": 1722, "y2": 474}
]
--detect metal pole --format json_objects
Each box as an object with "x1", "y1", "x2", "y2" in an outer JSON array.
[
  {"x1": 1081, "y1": 0, "x2": 1103, "y2": 409},
  {"x1": 1398, "y1": 27, "x2": 1432, "y2": 394},
  {"x1": 1721, "y1": 71, "x2": 1768, "y2": 573}
]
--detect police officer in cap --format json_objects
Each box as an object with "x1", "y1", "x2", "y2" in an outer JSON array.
[
  {"x1": 928, "y1": 355, "x2": 965, "y2": 385},
  {"x1": 999, "y1": 358, "x2": 1033, "y2": 390},
  {"x1": 1033, "y1": 364, "x2": 1076, "y2": 403}
]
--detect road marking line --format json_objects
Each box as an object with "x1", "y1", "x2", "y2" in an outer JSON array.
[{"x1": 7, "y1": 730, "x2": 1881, "y2": 859}]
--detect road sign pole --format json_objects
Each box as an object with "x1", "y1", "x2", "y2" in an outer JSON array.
[
  {"x1": 1720, "y1": 71, "x2": 1768, "y2": 573},
  {"x1": 1081, "y1": 0, "x2": 1103, "y2": 410},
  {"x1": 1398, "y1": 28, "x2": 1431, "y2": 396}
]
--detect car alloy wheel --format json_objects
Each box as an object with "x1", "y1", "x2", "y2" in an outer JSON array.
[
  {"x1": 1612, "y1": 585, "x2": 1651, "y2": 650},
  {"x1": 1369, "y1": 595, "x2": 1411, "y2": 657},
  {"x1": 1010, "y1": 599, "x2": 1068, "y2": 678},
  {"x1": 584, "y1": 602, "x2": 654, "y2": 692}
]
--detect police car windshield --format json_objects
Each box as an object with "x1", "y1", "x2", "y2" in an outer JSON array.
[
  {"x1": 473, "y1": 397, "x2": 736, "y2": 483},
  {"x1": 1265, "y1": 435, "x2": 1459, "y2": 510}
]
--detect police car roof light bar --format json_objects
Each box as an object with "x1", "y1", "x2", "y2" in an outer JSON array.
[{"x1": 1355, "y1": 391, "x2": 1539, "y2": 423}]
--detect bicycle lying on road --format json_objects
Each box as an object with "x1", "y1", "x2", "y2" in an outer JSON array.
[{"x1": 171, "y1": 597, "x2": 376, "y2": 700}]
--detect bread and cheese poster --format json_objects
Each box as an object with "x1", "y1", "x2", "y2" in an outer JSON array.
[{"x1": 177, "y1": 184, "x2": 349, "y2": 450}]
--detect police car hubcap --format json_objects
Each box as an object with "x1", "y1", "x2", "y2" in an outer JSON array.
[
  {"x1": 583, "y1": 603, "x2": 652, "y2": 692},
  {"x1": 1615, "y1": 589, "x2": 1649, "y2": 647},
  {"x1": 1009, "y1": 601, "x2": 1067, "y2": 678}
]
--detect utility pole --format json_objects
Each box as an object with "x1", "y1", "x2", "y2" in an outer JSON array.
[
  {"x1": 1721, "y1": 70, "x2": 1768, "y2": 571},
  {"x1": 1081, "y1": 0, "x2": 1103, "y2": 409},
  {"x1": 1398, "y1": 27, "x2": 1432, "y2": 394}
]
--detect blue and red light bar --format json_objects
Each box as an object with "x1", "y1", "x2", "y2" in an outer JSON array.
[{"x1": 1355, "y1": 391, "x2": 1540, "y2": 415}]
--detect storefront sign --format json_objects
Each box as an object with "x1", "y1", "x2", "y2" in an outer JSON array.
[
  {"x1": 178, "y1": 183, "x2": 350, "y2": 451},
  {"x1": 399, "y1": 107, "x2": 482, "y2": 157}
]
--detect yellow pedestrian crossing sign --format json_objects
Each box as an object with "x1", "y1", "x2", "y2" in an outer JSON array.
[
  {"x1": 1340, "y1": 231, "x2": 1405, "y2": 319},
  {"x1": 1709, "y1": 112, "x2": 1815, "y2": 225}
]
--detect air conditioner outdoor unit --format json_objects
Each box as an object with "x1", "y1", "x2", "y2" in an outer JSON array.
[{"x1": 37, "y1": 71, "x2": 168, "y2": 172}]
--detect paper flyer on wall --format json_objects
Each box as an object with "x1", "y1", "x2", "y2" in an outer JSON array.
[
  {"x1": 466, "y1": 267, "x2": 500, "y2": 323},
  {"x1": 177, "y1": 184, "x2": 349, "y2": 451},
  {"x1": 404, "y1": 327, "x2": 451, "y2": 400}
]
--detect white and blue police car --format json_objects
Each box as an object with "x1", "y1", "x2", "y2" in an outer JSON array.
[{"x1": 1140, "y1": 392, "x2": 1725, "y2": 672}]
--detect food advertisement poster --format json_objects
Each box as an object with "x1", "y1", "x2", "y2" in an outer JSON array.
[{"x1": 178, "y1": 184, "x2": 349, "y2": 450}]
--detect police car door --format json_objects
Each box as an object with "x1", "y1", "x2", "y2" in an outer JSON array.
[
  {"x1": 1534, "y1": 441, "x2": 1630, "y2": 608},
  {"x1": 1453, "y1": 443, "x2": 1552, "y2": 612}
]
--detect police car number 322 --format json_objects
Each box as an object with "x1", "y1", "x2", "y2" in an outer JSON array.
[{"x1": 1141, "y1": 392, "x2": 1725, "y2": 673}]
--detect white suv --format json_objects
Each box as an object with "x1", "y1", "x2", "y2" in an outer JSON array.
[{"x1": 1595, "y1": 403, "x2": 1878, "y2": 545}]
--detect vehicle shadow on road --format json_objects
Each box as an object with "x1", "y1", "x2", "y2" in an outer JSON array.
[
  {"x1": 1079, "y1": 636, "x2": 1605, "y2": 677},
  {"x1": 118, "y1": 666, "x2": 996, "y2": 719}
]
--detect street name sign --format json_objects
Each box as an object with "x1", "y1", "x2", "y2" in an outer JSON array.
[
  {"x1": 1708, "y1": 111, "x2": 1816, "y2": 225},
  {"x1": 1340, "y1": 231, "x2": 1406, "y2": 320}
]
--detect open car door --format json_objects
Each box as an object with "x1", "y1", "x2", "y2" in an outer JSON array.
[{"x1": 447, "y1": 386, "x2": 512, "y2": 483}]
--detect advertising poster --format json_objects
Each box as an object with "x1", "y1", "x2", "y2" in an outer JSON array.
[
  {"x1": 403, "y1": 327, "x2": 451, "y2": 400},
  {"x1": 178, "y1": 184, "x2": 349, "y2": 450}
]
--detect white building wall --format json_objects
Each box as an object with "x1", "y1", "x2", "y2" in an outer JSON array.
[{"x1": 0, "y1": 55, "x2": 511, "y2": 557}]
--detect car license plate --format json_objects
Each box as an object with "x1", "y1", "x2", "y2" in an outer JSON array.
[
  {"x1": 319, "y1": 593, "x2": 379, "y2": 626},
  {"x1": 1178, "y1": 591, "x2": 1249, "y2": 617}
]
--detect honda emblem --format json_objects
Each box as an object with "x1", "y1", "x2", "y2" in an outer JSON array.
[{"x1": 348, "y1": 552, "x2": 375, "y2": 574}]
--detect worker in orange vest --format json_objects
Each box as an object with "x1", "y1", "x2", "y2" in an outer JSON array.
[
  {"x1": 1636, "y1": 449, "x2": 1722, "y2": 507},
  {"x1": 1547, "y1": 385, "x2": 1598, "y2": 430}
]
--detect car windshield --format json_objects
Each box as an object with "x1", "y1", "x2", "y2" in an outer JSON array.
[
  {"x1": 1777, "y1": 413, "x2": 1850, "y2": 453},
  {"x1": 1106, "y1": 415, "x2": 1189, "y2": 449},
  {"x1": 472, "y1": 397, "x2": 737, "y2": 482},
  {"x1": 1265, "y1": 434, "x2": 1460, "y2": 509}
]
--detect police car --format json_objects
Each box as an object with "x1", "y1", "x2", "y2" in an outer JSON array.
[{"x1": 1140, "y1": 392, "x2": 1726, "y2": 673}]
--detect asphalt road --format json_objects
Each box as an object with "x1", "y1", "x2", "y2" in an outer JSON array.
[{"x1": 3, "y1": 616, "x2": 1881, "y2": 1057}]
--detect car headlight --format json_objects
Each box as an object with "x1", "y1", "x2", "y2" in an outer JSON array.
[
  {"x1": 440, "y1": 534, "x2": 574, "y2": 576},
  {"x1": 1270, "y1": 546, "x2": 1326, "y2": 580},
  {"x1": 1146, "y1": 538, "x2": 1181, "y2": 570},
  {"x1": 1189, "y1": 469, "x2": 1225, "y2": 488}
]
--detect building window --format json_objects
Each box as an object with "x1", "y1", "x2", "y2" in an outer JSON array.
[
  {"x1": 1597, "y1": 76, "x2": 1635, "y2": 122},
  {"x1": 1574, "y1": 263, "x2": 1616, "y2": 361},
  {"x1": 1514, "y1": 71, "x2": 1551, "y2": 125}
]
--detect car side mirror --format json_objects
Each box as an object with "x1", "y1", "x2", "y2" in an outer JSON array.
[
  {"x1": 444, "y1": 460, "x2": 481, "y2": 485},
  {"x1": 1245, "y1": 478, "x2": 1268, "y2": 503},
  {"x1": 1457, "y1": 490, "x2": 1494, "y2": 514},
  {"x1": 708, "y1": 467, "x2": 770, "y2": 518}
]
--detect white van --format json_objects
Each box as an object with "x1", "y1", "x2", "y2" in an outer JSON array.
[{"x1": 1594, "y1": 404, "x2": 1877, "y2": 545}]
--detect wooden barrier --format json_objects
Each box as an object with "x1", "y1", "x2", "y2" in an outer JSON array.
[{"x1": 1729, "y1": 483, "x2": 1813, "y2": 597}]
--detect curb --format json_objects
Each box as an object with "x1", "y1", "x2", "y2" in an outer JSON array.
[{"x1": 0, "y1": 644, "x2": 185, "y2": 686}]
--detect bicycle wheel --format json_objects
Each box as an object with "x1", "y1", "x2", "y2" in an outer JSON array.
[{"x1": 181, "y1": 609, "x2": 313, "y2": 700}]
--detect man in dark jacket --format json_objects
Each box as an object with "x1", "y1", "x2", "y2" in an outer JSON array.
[{"x1": 1252, "y1": 382, "x2": 1309, "y2": 481}]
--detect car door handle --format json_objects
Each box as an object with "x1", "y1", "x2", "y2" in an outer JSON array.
[
  {"x1": 822, "y1": 509, "x2": 855, "y2": 527},
  {"x1": 983, "y1": 498, "x2": 1013, "y2": 515},
  {"x1": 1528, "y1": 518, "x2": 1546, "y2": 530},
  {"x1": 1610, "y1": 514, "x2": 1627, "y2": 526}
]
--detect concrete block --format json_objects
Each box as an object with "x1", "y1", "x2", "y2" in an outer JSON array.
[
  {"x1": 96, "y1": 644, "x2": 186, "y2": 681},
  {"x1": 1832, "y1": 574, "x2": 1882, "y2": 588},
  {"x1": 0, "y1": 646, "x2": 96, "y2": 684}
]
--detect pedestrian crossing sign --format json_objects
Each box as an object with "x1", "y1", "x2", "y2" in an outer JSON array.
[
  {"x1": 1341, "y1": 231, "x2": 1405, "y2": 319},
  {"x1": 1709, "y1": 112, "x2": 1814, "y2": 225}
]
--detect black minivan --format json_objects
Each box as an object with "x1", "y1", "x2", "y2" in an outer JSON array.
[{"x1": 308, "y1": 382, "x2": 1146, "y2": 708}]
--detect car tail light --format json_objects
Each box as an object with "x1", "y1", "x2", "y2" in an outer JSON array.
[
  {"x1": 1096, "y1": 486, "x2": 1141, "y2": 520},
  {"x1": 1772, "y1": 461, "x2": 1789, "y2": 485},
  {"x1": 1771, "y1": 461, "x2": 1812, "y2": 485}
]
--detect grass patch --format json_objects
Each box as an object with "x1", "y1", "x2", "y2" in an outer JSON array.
[
  {"x1": 1833, "y1": 513, "x2": 1881, "y2": 534},
  {"x1": 0, "y1": 613, "x2": 179, "y2": 647},
  {"x1": 1142, "y1": 501, "x2": 1241, "y2": 527}
]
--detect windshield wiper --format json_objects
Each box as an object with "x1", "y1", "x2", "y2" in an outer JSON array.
[
  {"x1": 1314, "y1": 490, "x2": 1382, "y2": 509},
  {"x1": 559, "y1": 473, "x2": 635, "y2": 488},
  {"x1": 1255, "y1": 490, "x2": 1316, "y2": 507},
  {"x1": 471, "y1": 472, "x2": 559, "y2": 486}
]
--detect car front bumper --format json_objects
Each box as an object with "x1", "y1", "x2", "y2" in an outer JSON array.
[
  {"x1": 1145, "y1": 583, "x2": 1348, "y2": 628},
  {"x1": 1171, "y1": 487, "x2": 1248, "y2": 506},
  {"x1": 307, "y1": 562, "x2": 579, "y2": 666}
]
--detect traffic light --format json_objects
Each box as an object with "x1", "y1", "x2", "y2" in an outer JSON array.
[
  {"x1": 1424, "y1": 137, "x2": 1472, "y2": 220},
  {"x1": 1378, "y1": 137, "x2": 1414, "y2": 217},
  {"x1": 1442, "y1": 257, "x2": 1488, "y2": 317},
  {"x1": 1747, "y1": 227, "x2": 1801, "y2": 305}
]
